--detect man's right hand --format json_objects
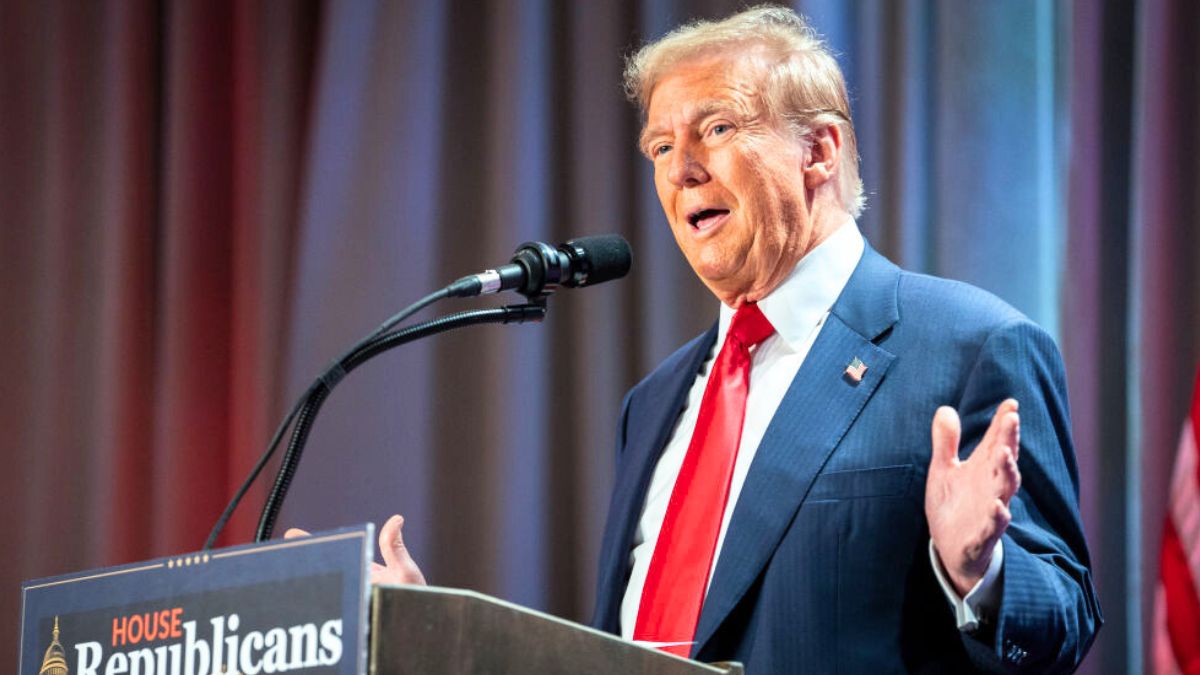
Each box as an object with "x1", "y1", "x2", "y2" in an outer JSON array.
[{"x1": 285, "y1": 514, "x2": 427, "y2": 586}]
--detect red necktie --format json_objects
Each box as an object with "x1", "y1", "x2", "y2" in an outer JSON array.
[{"x1": 634, "y1": 302, "x2": 776, "y2": 657}]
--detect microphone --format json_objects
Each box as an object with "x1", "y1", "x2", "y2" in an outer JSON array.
[
  {"x1": 448, "y1": 234, "x2": 632, "y2": 298},
  {"x1": 209, "y1": 234, "x2": 632, "y2": 548}
]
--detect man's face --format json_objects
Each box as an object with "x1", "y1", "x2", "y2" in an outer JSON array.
[{"x1": 642, "y1": 54, "x2": 822, "y2": 306}]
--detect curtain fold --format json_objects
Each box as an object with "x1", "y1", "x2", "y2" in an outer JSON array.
[{"x1": 1065, "y1": 0, "x2": 1138, "y2": 671}]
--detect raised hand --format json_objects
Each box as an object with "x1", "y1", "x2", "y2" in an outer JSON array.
[
  {"x1": 925, "y1": 399, "x2": 1021, "y2": 597},
  {"x1": 284, "y1": 514, "x2": 427, "y2": 586},
  {"x1": 372, "y1": 514, "x2": 427, "y2": 586}
]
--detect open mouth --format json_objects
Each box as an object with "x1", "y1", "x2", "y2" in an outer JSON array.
[{"x1": 687, "y1": 208, "x2": 731, "y2": 230}]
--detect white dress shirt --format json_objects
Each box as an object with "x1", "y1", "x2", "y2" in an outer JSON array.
[{"x1": 620, "y1": 220, "x2": 1001, "y2": 642}]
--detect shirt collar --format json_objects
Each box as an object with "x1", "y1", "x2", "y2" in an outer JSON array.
[{"x1": 717, "y1": 218, "x2": 865, "y2": 351}]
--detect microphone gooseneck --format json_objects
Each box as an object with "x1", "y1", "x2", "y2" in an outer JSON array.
[
  {"x1": 253, "y1": 303, "x2": 546, "y2": 543},
  {"x1": 203, "y1": 233, "x2": 631, "y2": 550}
]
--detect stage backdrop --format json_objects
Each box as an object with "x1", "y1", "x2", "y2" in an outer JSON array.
[{"x1": 1, "y1": 1, "x2": 1197, "y2": 673}]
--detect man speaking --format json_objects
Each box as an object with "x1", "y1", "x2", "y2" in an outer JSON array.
[
  {"x1": 586, "y1": 6, "x2": 1101, "y2": 673},
  {"x1": 352, "y1": 5, "x2": 1101, "y2": 673}
]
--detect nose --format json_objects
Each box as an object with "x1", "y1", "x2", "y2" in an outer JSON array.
[{"x1": 666, "y1": 141, "x2": 710, "y2": 188}]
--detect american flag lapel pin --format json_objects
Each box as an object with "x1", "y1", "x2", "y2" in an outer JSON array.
[{"x1": 844, "y1": 356, "x2": 868, "y2": 383}]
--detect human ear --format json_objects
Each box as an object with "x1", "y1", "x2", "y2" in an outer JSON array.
[{"x1": 803, "y1": 124, "x2": 842, "y2": 190}]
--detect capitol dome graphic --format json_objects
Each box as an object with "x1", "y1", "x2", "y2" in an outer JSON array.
[{"x1": 39, "y1": 616, "x2": 68, "y2": 675}]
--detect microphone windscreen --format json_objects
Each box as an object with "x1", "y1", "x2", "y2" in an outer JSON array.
[{"x1": 565, "y1": 234, "x2": 632, "y2": 287}]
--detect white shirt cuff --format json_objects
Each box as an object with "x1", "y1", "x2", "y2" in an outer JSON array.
[{"x1": 928, "y1": 538, "x2": 1003, "y2": 632}]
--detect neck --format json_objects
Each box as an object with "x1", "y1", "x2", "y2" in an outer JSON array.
[{"x1": 712, "y1": 207, "x2": 851, "y2": 309}]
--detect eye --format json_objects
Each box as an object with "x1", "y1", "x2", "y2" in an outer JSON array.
[
  {"x1": 653, "y1": 143, "x2": 672, "y2": 157},
  {"x1": 709, "y1": 123, "x2": 733, "y2": 137}
]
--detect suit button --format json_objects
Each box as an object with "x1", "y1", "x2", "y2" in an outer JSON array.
[{"x1": 1003, "y1": 641, "x2": 1026, "y2": 664}]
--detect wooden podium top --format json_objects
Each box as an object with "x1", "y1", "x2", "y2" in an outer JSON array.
[{"x1": 371, "y1": 585, "x2": 742, "y2": 675}]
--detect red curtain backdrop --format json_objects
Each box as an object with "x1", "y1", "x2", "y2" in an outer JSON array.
[{"x1": 0, "y1": 0, "x2": 318, "y2": 660}]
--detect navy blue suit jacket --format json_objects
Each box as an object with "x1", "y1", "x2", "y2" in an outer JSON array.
[{"x1": 592, "y1": 245, "x2": 1101, "y2": 673}]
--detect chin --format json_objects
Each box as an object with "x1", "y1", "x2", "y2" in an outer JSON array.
[
  {"x1": 697, "y1": 273, "x2": 751, "y2": 304},
  {"x1": 692, "y1": 265, "x2": 734, "y2": 289},
  {"x1": 695, "y1": 251, "x2": 749, "y2": 283}
]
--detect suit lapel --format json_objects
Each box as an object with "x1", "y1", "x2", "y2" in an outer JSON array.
[{"x1": 692, "y1": 245, "x2": 902, "y2": 655}]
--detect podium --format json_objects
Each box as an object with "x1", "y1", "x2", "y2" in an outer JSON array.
[
  {"x1": 371, "y1": 585, "x2": 742, "y2": 674},
  {"x1": 21, "y1": 528, "x2": 741, "y2": 675}
]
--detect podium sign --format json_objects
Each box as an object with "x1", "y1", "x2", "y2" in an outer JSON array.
[{"x1": 20, "y1": 525, "x2": 373, "y2": 675}]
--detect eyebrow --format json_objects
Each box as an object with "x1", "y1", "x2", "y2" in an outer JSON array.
[{"x1": 639, "y1": 99, "x2": 739, "y2": 152}]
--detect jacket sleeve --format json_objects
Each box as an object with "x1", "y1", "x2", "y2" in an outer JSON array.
[{"x1": 953, "y1": 318, "x2": 1103, "y2": 673}]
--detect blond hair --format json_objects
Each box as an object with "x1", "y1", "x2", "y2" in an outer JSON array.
[{"x1": 624, "y1": 5, "x2": 865, "y2": 217}]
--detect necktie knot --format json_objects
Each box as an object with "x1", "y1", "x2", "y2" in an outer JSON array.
[{"x1": 728, "y1": 303, "x2": 775, "y2": 350}]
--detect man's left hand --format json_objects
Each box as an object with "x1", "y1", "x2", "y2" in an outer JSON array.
[{"x1": 925, "y1": 399, "x2": 1022, "y2": 597}]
